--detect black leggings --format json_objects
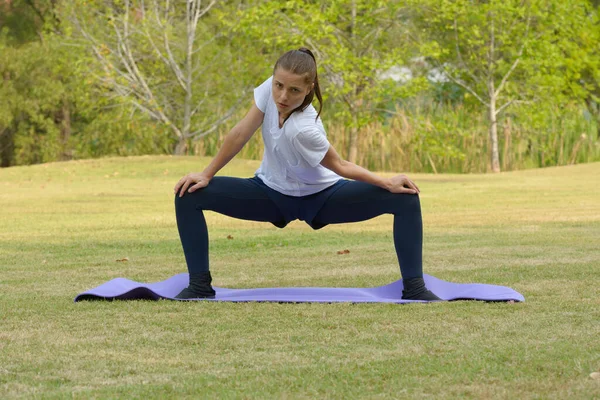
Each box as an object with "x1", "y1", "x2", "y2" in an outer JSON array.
[{"x1": 175, "y1": 177, "x2": 424, "y2": 279}]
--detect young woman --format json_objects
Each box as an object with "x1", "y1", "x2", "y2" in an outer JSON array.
[{"x1": 173, "y1": 48, "x2": 440, "y2": 301}]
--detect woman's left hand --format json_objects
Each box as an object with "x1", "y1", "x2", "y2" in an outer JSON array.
[
  {"x1": 386, "y1": 174, "x2": 420, "y2": 194},
  {"x1": 174, "y1": 172, "x2": 212, "y2": 197}
]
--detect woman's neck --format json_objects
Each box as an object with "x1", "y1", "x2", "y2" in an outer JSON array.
[{"x1": 278, "y1": 111, "x2": 292, "y2": 128}]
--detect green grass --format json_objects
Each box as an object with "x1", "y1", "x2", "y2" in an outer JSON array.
[{"x1": 1, "y1": 156, "x2": 599, "y2": 399}]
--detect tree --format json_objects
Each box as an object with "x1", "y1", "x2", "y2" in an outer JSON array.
[
  {"x1": 0, "y1": 0, "x2": 62, "y2": 44},
  {"x1": 411, "y1": 0, "x2": 590, "y2": 172},
  {"x1": 560, "y1": 1, "x2": 600, "y2": 138},
  {"x1": 0, "y1": 0, "x2": 72, "y2": 167},
  {"x1": 0, "y1": 41, "x2": 70, "y2": 165},
  {"x1": 70, "y1": 0, "x2": 247, "y2": 155}
]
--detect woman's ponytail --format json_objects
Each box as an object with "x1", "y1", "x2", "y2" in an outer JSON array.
[{"x1": 297, "y1": 48, "x2": 323, "y2": 120}]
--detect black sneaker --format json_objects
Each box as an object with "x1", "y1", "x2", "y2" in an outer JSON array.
[
  {"x1": 402, "y1": 277, "x2": 442, "y2": 301},
  {"x1": 175, "y1": 271, "x2": 216, "y2": 299}
]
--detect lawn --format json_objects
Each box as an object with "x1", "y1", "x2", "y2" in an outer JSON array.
[{"x1": 1, "y1": 156, "x2": 599, "y2": 399}]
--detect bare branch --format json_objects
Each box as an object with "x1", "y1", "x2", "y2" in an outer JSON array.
[
  {"x1": 191, "y1": 46, "x2": 230, "y2": 76},
  {"x1": 494, "y1": 58, "x2": 521, "y2": 99},
  {"x1": 130, "y1": 99, "x2": 162, "y2": 120},
  {"x1": 495, "y1": 99, "x2": 514, "y2": 116},
  {"x1": 341, "y1": 93, "x2": 356, "y2": 112},
  {"x1": 495, "y1": 99, "x2": 528, "y2": 117},
  {"x1": 152, "y1": 2, "x2": 189, "y2": 92},
  {"x1": 142, "y1": 10, "x2": 187, "y2": 91},
  {"x1": 494, "y1": 15, "x2": 530, "y2": 98},
  {"x1": 191, "y1": 98, "x2": 207, "y2": 118},
  {"x1": 108, "y1": 4, "x2": 173, "y2": 129},
  {"x1": 191, "y1": 82, "x2": 210, "y2": 117},
  {"x1": 76, "y1": 22, "x2": 145, "y2": 101},
  {"x1": 188, "y1": 94, "x2": 247, "y2": 139},
  {"x1": 196, "y1": 0, "x2": 217, "y2": 22},
  {"x1": 192, "y1": 32, "x2": 223, "y2": 55},
  {"x1": 74, "y1": 0, "x2": 241, "y2": 146},
  {"x1": 435, "y1": 61, "x2": 489, "y2": 107}
]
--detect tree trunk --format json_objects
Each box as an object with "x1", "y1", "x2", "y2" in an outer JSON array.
[
  {"x1": 586, "y1": 97, "x2": 600, "y2": 140},
  {"x1": 60, "y1": 98, "x2": 72, "y2": 161},
  {"x1": 174, "y1": 138, "x2": 188, "y2": 155},
  {"x1": 182, "y1": 0, "x2": 194, "y2": 143},
  {"x1": 486, "y1": 12, "x2": 500, "y2": 173},
  {"x1": 348, "y1": 130, "x2": 358, "y2": 163},
  {"x1": 347, "y1": 0, "x2": 358, "y2": 164},
  {"x1": 0, "y1": 127, "x2": 15, "y2": 168},
  {"x1": 0, "y1": 71, "x2": 14, "y2": 167},
  {"x1": 502, "y1": 117, "x2": 511, "y2": 170},
  {"x1": 347, "y1": 112, "x2": 358, "y2": 164},
  {"x1": 488, "y1": 100, "x2": 500, "y2": 172}
]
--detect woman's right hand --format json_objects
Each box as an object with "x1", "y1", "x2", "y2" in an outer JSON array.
[{"x1": 174, "y1": 173, "x2": 212, "y2": 197}]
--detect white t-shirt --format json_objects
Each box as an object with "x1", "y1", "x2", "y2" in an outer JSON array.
[{"x1": 253, "y1": 76, "x2": 341, "y2": 197}]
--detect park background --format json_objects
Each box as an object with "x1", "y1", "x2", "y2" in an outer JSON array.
[
  {"x1": 1, "y1": 0, "x2": 599, "y2": 173},
  {"x1": 1, "y1": 1, "x2": 600, "y2": 399}
]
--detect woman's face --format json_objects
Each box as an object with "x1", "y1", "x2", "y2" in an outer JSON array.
[{"x1": 272, "y1": 68, "x2": 313, "y2": 118}]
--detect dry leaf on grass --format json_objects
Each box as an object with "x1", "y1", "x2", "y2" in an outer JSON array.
[
  {"x1": 116, "y1": 257, "x2": 129, "y2": 262},
  {"x1": 337, "y1": 249, "x2": 350, "y2": 255}
]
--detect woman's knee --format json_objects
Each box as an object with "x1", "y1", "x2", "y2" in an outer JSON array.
[
  {"x1": 174, "y1": 191, "x2": 206, "y2": 212},
  {"x1": 393, "y1": 193, "x2": 421, "y2": 214}
]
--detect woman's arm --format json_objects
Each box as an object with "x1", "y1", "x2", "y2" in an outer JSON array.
[
  {"x1": 200, "y1": 103, "x2": 264, "y2": 179},
  {"x1": 175, "y1": 103, "x2": 264, "y2": 197},
  {"x1": 320, "y1": 145, "x2": 420, "y2": 194}
]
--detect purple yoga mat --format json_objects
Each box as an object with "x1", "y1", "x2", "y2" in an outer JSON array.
[{"x1": 74, "y1": 274, "x2": 524, "y2": 303}]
